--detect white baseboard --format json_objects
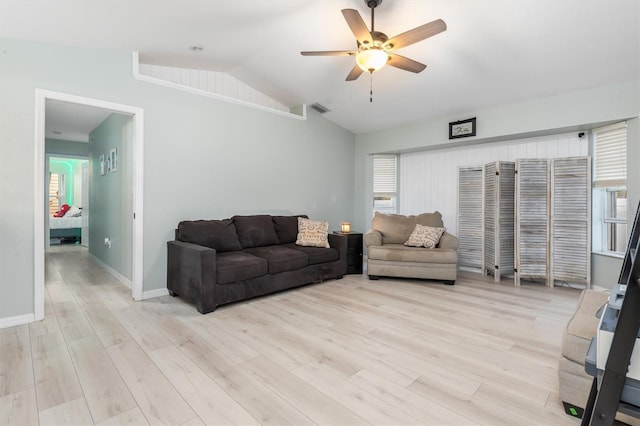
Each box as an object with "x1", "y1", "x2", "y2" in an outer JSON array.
[
  {"x1": 142, "y1": 288, "x2": 169, "y2": 300},
  {"x1": 88, "y1": 254, "x2": 167, "y2": 300},
  {"x1": 0, "y1": 313, "x2": 36, "y2": 330},
  {"x1": 89, "y1": 253, "x2": 132, "y2": 289}
]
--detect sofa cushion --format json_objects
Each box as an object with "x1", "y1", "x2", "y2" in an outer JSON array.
[
  {"x1": 368, "y1": 244, "x2": 457, "y2": 264},
  {"x1": 273, "y1": 215, "x2": 308, "y2": 244},
  {"x1": 296, "y1": 217, "x2": 330, "y2": 248},
  {"x1": 404, "y1": 224, "x2": 446, "y2": 248},
  {"x1": 285, "y1": 243, "x2": 339, "y2": 265},
  {"x1": 216, "y1": 251, "x2": 268, "y2": 284},
  {"x1": 561, "y1": 289, "x2": 609, "y2": 364},
  {"x1": 244, "y1": 245, "x2": 308, "y2": 274},
  {"x1": 372, "y1": 211, "x2": 444, "y2": 244},
  {"x1": 176, "y1": 219, "x2": 242, "y2": 252},
  {"x1": 233, "y1": 215, "x2": 280, "y2": 248}
]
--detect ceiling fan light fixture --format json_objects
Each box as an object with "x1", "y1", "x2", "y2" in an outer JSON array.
[{"x1": 356, "y1": 48, "x2": 388, "y2": 73}]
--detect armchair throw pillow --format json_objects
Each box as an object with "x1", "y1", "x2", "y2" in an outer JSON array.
[
  {"x1": 404, "y1": 224, "x2": 446, "y2": 248},
  {"x1": 296, "y1": 217, "x2": 330, "y2": 248}
]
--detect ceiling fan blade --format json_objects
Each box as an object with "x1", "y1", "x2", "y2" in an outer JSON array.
[
  {"x1": 346, "y1": 64, "x2": 364, "y2": 81},
  {"x1": 385, "y1": 19, "x2": 447, "y2": 50},
  {"x1": 387, "y1": 53, "x2": 427, "y2": 73},
  {"x1": 300, "y1": 50, "x2": 355, "y2": 56},
  {"x1": 342, "y1": 9, "x2": 372, "y2": 46}
]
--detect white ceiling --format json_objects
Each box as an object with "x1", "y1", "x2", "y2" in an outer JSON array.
[
  {"x1": 45, "y1": 100, "x2": 113, "y2": 142},
  {"x1": 3, "y1": 0, "x2": 639, "y2": 136}
]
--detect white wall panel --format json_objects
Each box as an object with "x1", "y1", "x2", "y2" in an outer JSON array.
[
  {"x1": 138, "y1": 63, "x2": 289, "y2": 113},
  {"x1": 399, "y1": 133, "x2": 587, "y2": 236}
]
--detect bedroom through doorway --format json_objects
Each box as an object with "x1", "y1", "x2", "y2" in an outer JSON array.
[{"x1": 47, "y1": 156, "x2": 89, "y2": 248}]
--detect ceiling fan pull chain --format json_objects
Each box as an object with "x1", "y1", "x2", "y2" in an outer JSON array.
[{"x1": 370, "y1": 72, "x2": 374, "y2": 102}]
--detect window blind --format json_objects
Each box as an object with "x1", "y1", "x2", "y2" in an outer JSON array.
[
  {"x1": 373, "y1": 155, "x2": 397, "y2": 193},
  {"x1": 593, "y1": 122, "x2": 627, "y2": 188}
]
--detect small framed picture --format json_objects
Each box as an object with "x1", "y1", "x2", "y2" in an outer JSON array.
[
  {"x1": 449, "y1": 117, "x2": 477, "y2": 139},
  {"x1": 109, "y1": 147, "x2": 118, "y2": 172},
  {"x1": 99, "y1": 155, "x2": 105, "y2": 176}
]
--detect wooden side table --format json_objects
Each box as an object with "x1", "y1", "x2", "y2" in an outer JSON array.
[{"x1": 334, "y1": 232, "x2": 363, "y2": 274}]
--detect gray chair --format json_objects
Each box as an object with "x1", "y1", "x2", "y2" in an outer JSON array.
[{"x1": 364, "y1": 211, "x2": 458, "y2": 284}]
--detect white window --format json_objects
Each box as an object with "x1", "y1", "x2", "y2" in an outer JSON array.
[
  {"x1": 373, "y1": 154, "x2": 398, "y2": 214},
  {"x1": 593, "y1": 122, "x2": 627, "y2": 254},
  {"x1": 48, "y1": 173, "x2": 62, "y2": 216},
  {"x1": 604, "y1": 188, "x2": 627, "y2": 253}
]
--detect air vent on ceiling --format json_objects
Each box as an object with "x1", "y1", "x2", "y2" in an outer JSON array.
[{"x1": 310, "y1": 103, "x2": 330, "y2": 114}]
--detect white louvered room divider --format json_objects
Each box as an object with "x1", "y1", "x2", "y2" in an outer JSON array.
[
  {"x1": 550, "y1": 157, "x2": 591, "y2": 287},
  {"x1": 457, "y1": 167, "x2": 483, "y2": 269},
  {"x1": 483, "y1": 161, "x2": 515, "y2": 282},
  {"x1": 514, "y1": 157, "x2": 591, "y2": 287},
  {"x1": 515, "y1": 159, "x2": 550, "y2": 286}
]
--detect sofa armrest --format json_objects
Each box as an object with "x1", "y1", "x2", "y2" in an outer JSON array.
[
  {"x1": 167, "y1": 240, "x2": 217, "y2": 314},
  {"x1": 439, "y1": 232, "x2": 459, "y2": 250},
  {"x1": 364, "y1": 229, "x2": 382, "y2": 248},
  {"x1": 328, "y1": 233, "x2": 348, "y2": 276}
]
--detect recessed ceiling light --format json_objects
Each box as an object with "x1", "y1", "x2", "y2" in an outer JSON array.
[{"x1": 189, "y1": 45, "x2": 204, "y2": 52}]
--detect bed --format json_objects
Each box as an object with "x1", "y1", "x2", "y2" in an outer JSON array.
[{"x1": 50, "y1": 216, "x2": 82, "y2": 243}]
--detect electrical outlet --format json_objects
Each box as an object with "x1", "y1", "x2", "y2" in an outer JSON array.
[{"x1": 104, "y1": 237, "x2": 111, "y2": 248}]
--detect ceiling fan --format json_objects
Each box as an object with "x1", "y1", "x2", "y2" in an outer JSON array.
[{"x1": 301, "y1": 0, "x2": 446, "y2": 83}]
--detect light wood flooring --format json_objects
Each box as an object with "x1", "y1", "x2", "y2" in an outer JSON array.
[{"x1": 0, "y1": 245, "x2": 585, "y2": 425}]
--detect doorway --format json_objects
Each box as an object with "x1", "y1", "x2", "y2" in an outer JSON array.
[{"x1": 34, "y1": 90, "x2": 144, "y2": 321}]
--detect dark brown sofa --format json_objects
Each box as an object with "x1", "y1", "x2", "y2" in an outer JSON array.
[{"x1": 167, "y1": 214, "x2": 347, "y2": 314}]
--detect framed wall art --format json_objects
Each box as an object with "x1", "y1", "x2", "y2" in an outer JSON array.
[
  {"x1": 449, "y1": 117, "x2": 477, "y2": 139},
  {"x1": 109, "y1": 147, "x2": 118, "y2": 172}
]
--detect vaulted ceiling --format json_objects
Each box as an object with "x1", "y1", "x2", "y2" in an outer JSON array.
[{"x1": 2, "y1": 0, "x2": 638, "y2": 134}]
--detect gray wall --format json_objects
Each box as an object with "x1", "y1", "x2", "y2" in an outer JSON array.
[
  {"x1": 354, "y1": 80, "x2": 639, "y2": 289},
  {"x1": 89, "y1": 113, "x2": 133, "y2": 280},
  {"x1": 0, "y1": 37, "x2": 355, "y2": 321},
  {"x1": 45, "y1": 138, "x2": 89, "y2": 157}
]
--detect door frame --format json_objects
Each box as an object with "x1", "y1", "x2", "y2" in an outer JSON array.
[{"x1": 34, "y1": 89, "x2": 145, "y2": 320}]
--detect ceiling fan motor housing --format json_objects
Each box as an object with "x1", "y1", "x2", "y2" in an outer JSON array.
[{"x1": 371, "y1": 31, "x2": 388, "y2": 46}]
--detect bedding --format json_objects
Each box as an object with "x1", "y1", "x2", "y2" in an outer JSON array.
[
  {"x1": 50, "y1": 214, "x2": 82, "y2": 243},
  {"x1": 50, "y1": 216, "x2": 82, "y2": 229}
]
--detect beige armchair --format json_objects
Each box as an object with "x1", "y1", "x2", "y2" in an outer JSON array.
[
  {"x1": 559, "y1": 290, "x2": 607, "y2": 418},
  {"x1": 557, "y1": 289, "x2": 636, "y2": 422},
  {"x1": 364, "y1": 211, "x2": 458, "y2": 284}
]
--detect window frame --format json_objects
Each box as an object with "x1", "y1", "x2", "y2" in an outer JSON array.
[
  {"x1": 603, "y1": 187, "x2": 627, "y2": 254},
  {"x1": 592, "y1": 121, "x2": 627, "y2": 255}
]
